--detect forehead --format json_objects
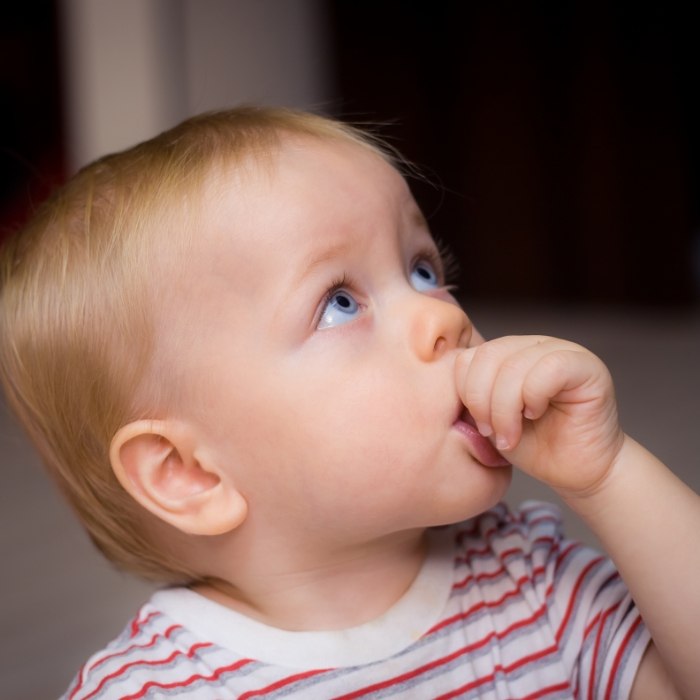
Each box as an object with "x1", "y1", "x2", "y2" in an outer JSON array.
[
  {"x1": 196, "y1": 136, "x2": 417, "y2": 282},
  {"x1": 150, "y1": 135, "x2": 425, "y2": 406}
]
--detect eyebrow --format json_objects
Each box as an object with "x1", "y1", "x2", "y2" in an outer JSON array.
[
  {"x1": 295, "y1": 239, "x2": 355, "y2": 286},
  {"x1": 295, "y1": 207, "x2": 431, "y2": 286},
  {"x1": 411, "y1": 209, "x2": 429, "y2": 231}
]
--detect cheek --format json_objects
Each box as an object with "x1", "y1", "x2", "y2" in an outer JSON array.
[
  {"x1": 205, "y1": 348, "x2": 445, "y2": 498},
  {"x1": 282, "y1": 366, "x2": 438, "y2": 471}
]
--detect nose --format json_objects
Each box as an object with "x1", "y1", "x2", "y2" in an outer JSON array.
[{"x1": 409, "y1": 294, "x2": 473, "y2": 362}]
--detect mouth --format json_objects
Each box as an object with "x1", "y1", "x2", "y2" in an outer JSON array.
[
  {"x1": 456, "y1": 404, "x2": 478, "y2": 429},
  {"x1": 453, "y1": 403, "x2": 511, "y2": 469}
]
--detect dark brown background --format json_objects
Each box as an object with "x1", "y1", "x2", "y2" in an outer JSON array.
[
  {"x1": 327, "y1": 2, "x2": 700, "y2": 305},
  {"x1": 2, "y1": 2, "x2": 699, "y2": 306},
  {"x1": 0, "y1": 1, "x2": 65, "y2": 238}
]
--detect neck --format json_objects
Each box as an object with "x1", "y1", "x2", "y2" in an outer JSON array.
[{"x1": 191, "y1": 528, "x2": 428, "y2": 631}]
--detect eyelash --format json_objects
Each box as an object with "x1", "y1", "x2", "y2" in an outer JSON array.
[
  {"x1": 316, "y1": 244, "x2": 459, "y2": 326},
  {"x1": 432, "y1": 239, "x2": 460, "y2": 287},
  {"x1": 411, "y1": 242, "x2": 459, "y2": 289},
  {"x1": 318, "y1": 272, "x2": 360, "y2": 315},
  {"x1": 324, "y1": 273, "x2": 350, "y2": 299}
]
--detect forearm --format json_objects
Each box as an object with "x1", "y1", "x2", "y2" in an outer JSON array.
[
  {"x1": 455, "y1": 336, "x2": 700, "y2": 694},
  {"x1": 557, "y1": 436, "x2": 700, "y2": 699}
]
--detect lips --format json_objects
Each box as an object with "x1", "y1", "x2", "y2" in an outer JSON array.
[{"x1": 453, "y1": 405, "x2": 511, "y2": 468}]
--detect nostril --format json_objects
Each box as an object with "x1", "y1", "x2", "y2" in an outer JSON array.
[{"x1": 434, "y1": 336, "x2": 446, "y2": 355}]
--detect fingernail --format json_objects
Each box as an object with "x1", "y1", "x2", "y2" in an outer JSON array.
[
  {"x1": 495, "y1": 435, "x2": 510, "y2": 451},
  {"x1": 477, "y1": 422, "x2": 492, "y2": 437}
]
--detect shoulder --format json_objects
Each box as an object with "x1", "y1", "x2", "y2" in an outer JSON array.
[
  {"x1": 62, "y1": 600, "x2": 234, "y2": 700},
  {"x1": 447, "y1": 502, "x2": 650, "y2": 699},
  {"x1": 451, "y1": 500, "x2": 568, "y2": 568},
  {"x1": 462, "y1": 500, "x2": 564, "y2": 540},
  {"x1": 447, "y1": 501, "x2": 631, "y2": 634}
]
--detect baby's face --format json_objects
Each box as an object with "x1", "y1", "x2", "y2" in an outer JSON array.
[{"x1": 166, "y1": 136, "x2": 511, "y2": 542}]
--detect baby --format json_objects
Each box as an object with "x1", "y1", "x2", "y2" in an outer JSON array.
[{"x1": 1, "y1": 107, "x2": 698, "y2": 699}]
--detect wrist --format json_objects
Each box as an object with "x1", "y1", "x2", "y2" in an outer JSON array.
[
  {"x1": 553, "y1": 431, "x2": 630, "y2": 514},
  {"x1": 553, "y1": 435, "x2": 682, "y2": 546}
]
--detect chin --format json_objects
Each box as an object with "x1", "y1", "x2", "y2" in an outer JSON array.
[
  {"x1": 437, "y1": 465, "x2": 513, "y2": 526},
  {"x1": 488, "y1": 463, "x2": 514, "y2": 502}
]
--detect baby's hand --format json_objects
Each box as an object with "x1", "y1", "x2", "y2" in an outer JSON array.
[{"x1": 455, "y1": 336, "x2": 625, "y2": 496}]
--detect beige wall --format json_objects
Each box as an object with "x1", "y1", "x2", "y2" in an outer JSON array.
[{"x1": 60, "y1": 0, "x2": 331, "y2": 170}]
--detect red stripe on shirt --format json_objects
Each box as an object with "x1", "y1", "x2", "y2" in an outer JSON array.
[
  {"x1": 554, "y1": 541, "x2": 582, "y2": 569},
  {"x1": 456, "y1": 533, "x2": 560, "y2": 570},
  {"x1": 453, "y1": 563, "x2": 508, "y2": 589},
  {"x1": 454, "y1": 503, "x2": 558, "y2": 548},
  {"x1": 520, "y1": 682, "x2": 573, "y2": 700},
  {"x1": 519, "y1": 682, "x2": 573, "y2": 700},
  {"x1": 69, "y1": 625, "x2": 182, "y2": 699},
  {"x1": 429, "y1": 571, "x2": 547, "y2": 637},
  {"x1": 604, "y1": 615, "x2": 644, "y2": 700},
  {"x1": 583, "y1": 610, "x2": 603, "y2": 640},
  {"x1": 335, "y1": 608, "x2": 553, "y2": 700},
  {"x1": 406, "y1": 644, "x2": 563, "y2": 700},
  {"x1": 555, "y1": 554, "x2": 606, "y2": 643},
  {"x1": 91, "y1": 625, "x2": 182, "y2": 674},
  {"x1": 81, "y1": 642, "x2": 214, "y2": 700},
  {"x1": 453, "y1": 561, "x2": 546, "y2": 591},
  {"x1": 498, "y1": 537, "x2": 557, "y2": 563},
  {"x1": 437, "y1": 676, "x2": 570, "y2": 700},
  {"x1": 130, "y1": 610, "x2": 160, "y2": 638},
  {"x1": 480, "y1": 514, "x2": 561, "y2": 543},
  {"x1": 580, "y1": 570, "x2": 624, "y2": 643},
  {"x1": 237, "y1": 669, "x2": 330, "y2": 699},
  {"x1": 587, "y1": 601, "x2": 622, "y2": 700},
  {"x1": 119, "y1": 658, "x2": 255, "y2": 700}
]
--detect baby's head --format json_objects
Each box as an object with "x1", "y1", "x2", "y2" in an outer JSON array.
[{"x1": 0, "y1": 107, "x2": 510, "y2": 585}]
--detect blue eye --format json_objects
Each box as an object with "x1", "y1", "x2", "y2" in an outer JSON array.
[
  {"x1": 317, "y1": 289, "x2": 360, "y2": 329},
  {"x1": 410, "y1": 260, "x2": 440, "y2": 291}
]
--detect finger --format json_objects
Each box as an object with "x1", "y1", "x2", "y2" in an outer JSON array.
[
  {"x1": 455, "y1": 336, "x2": 547, "y2": 438},
  {"x1": 488, "y1": 338, "x2": 580, "y2": 450},
  {"x1": 455, "y1": 345, "x2": 495, "y2": 436},
  {"x1": 521, "y1": 346, "x2": 606, "y2": 419}
]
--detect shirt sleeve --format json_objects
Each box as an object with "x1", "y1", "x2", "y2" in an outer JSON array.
[
  {"x1": 60, "y1": 605, "x2": 223, "y2": 700},
  {"x1": 477, "y1": 501, "x2": 651, "y2": 700}
]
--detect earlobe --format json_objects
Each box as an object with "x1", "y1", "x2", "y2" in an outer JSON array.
[{"x1": 110, "y1": 420, "x2": 247, "y2": 536}]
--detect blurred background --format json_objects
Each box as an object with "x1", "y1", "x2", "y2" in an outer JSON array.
[{"x1": 1, "y1": 2, "x2": 698, "y2": 697}]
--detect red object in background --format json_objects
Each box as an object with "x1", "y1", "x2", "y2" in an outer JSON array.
[{"x1": 0, "y1": 1, "x2": 65, "y2": 241}]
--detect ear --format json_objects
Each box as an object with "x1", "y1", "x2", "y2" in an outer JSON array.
[{"x1": 110, "y1": 420, "x2": 247, "y2": 536}]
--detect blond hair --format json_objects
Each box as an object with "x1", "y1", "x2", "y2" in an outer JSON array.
[{"x1": 0, "y1": 106, "x2": 395, "y2": 583}]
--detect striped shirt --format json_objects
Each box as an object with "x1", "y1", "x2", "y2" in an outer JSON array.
[{"x1": 63, "y1": 502, "x2": 649, "y2": 699}]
